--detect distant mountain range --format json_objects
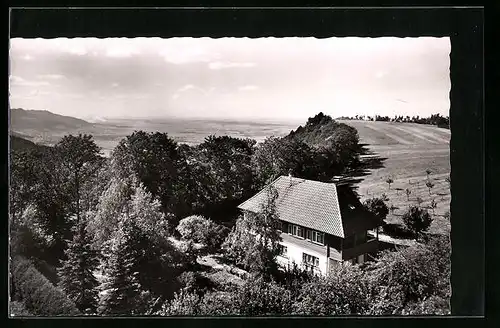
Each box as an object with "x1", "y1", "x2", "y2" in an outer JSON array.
[{"x1": 10, "y1": 108, "x2": 93, "y2": 132}]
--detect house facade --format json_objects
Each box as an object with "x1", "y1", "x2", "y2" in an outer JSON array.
[{"x1": 238, "y1": 176, "x2": 382, "y2": 276}]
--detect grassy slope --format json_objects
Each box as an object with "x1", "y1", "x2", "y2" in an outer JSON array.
[{"x1": 339, "y1": 120, "x2": 451, "y2": 235}]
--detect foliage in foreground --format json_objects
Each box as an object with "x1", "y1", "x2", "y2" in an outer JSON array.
[
  {"x1": 159, "y1": 275, "x2": 293, "y2": 316},
  {"x1": 11, "y1": 257, "x2": 80, "y2": 316},
  {"x1": 159, "y1": 235, "x2": 451, "y2": 316}
]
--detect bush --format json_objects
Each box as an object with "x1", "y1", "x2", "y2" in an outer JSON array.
[
  {"x1": 292, "y1": 265, "x2": 369, "y2": 315},
  {"x1": 363, "y1": 241, "x2": 448, "y2": 315},
  {"x1": 401, "y1": 206, "x2": 433, "y2": 240},
  {"x1": 159, "y1": 275, "x2": 293, "y2": 316},
  {"x1": 11, "y1": 257, "x2": 80, "y2": 316},
  {"x1": 176, "y1": 215, "x2": 228, "y2": 252},
  {"x1": 176, "y1": 271, "x2": 216, "y2": 294},
  {"x1": 382, "y1": 223, "x2": 414, "y2": 239},
  {"x1": 9, "y1": 300, "x2": 33, "y2": 317}
]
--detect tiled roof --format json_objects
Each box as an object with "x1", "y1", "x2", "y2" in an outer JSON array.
[{"x1": 238, "y1": 176, "x2": 345, "y2": 238}]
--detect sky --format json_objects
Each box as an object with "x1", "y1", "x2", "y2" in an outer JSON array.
[{"x1": 9, "y1": 37, "x2": 450, "y2": 122}]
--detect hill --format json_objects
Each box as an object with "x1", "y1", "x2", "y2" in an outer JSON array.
[
  {"x1": 10, "y1": 135, "x2": 41, "y2": 151},
  {"x1": 10, "y1": 108, "x2": 92, "y2": 133},
  {"x1": 10, "y1": 108, "x2": 96, "y2": 146},
  {"x1": 338, "y1": 120, "x2": 451, "y2": 236}
]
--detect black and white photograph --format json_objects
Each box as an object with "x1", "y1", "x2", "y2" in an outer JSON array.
[{"x1": 9, "y1": 32, "x2": 453, "y2": 316}]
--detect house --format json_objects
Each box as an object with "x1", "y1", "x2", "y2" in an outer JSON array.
[{"x1": 237, "y1": 175, "x2": 382, "y2": 276}]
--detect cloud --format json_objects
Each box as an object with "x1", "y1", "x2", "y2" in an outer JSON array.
[
  {"x1": 208, "y1": 61, "x2": 256, "y2": 70},
  {"x1": 66, "y1": 46, "x2": 88, "y2": 56},
  {"x1": 10, "y1": 75, "x2": 50, "y2": 87},
  {"x1": 37, "y1": 74, "x2": 66, "y2": 80},
  {"x1": 159, "y1": 46, "x2": 216, "y2": 65},
  {"x1": 111, "y1": 82, "x2": 119, "y2": 88},
  {"x1": 22, "y1": 54, "x2": 33, "y2": 61},
  {"x1": 105, "y1": 47, "x2": 140, "y2": 58},
  {"x1": 238, "y1": 85, "x2": 259, "y2": 91},
  {"x1": 172, "y1": 84, "x2": 215, "y2": 101}
]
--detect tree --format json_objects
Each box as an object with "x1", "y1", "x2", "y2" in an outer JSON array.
[
  {"x1": 425, "y1": 169, "x2": 432, "y2": 179},
  {"x1": 252, "y1": 136, "x2": 324, "y2": 189},
  {"x1": 176, "y1": 215, "x2": 228, "y2": 253},
  {"x1": 363, "y1": 197, "x2": 389, "y2": 222},
  {"x1": 88, "y1": 176, "x2": 136, "y2": 249},
  {"x1": 57, "y1": 219, "x2": 99, "y2": 314},
  {"x1": 196, "y1": 135, "x2": 256, "y2": 202},
  {"x1": 111, "y1": 131, "x2": 181, "y2": 225},
  {"x1": 11, "y1": 257, "x2": 80, "y2": 316},
  {"x1": 401, "y1": 206, "x2": 433, "y2": 240},
  {"x1": 222, "y1": 186, "x2": 281, "y2": 277},
  {"x1": 385, "y1": 177, "x2": 394, "y2": 190},
  {"x1": 98, "y1": 218, "x2": 143, "y2": 316},
  {"x1": 55, "y1": 134, "x2": 102, "y2": 224},
  {"x1": 94, "y1": 181, "x2": 182, "y2": 313},
  {"x1": 425, "y1": 180, "x2": 435, "y2": 195},
  {"x1": 430, "y1": 199, "x2": 438, "y2": 215},
  {"x1": 405, "y1": 188, "x2": 412, "y2": 201}
]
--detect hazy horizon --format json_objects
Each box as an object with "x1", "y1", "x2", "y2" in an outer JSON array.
[{"x1": 9, "y1": 37, "x2": 450, "y2": 122}]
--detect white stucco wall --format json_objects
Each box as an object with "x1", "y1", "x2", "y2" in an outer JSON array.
[{"x1": 277, "y1": 239, "x2": 328, "y2": 276}]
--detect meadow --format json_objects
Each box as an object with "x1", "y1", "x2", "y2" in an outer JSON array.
[{"x1": 340, "y1": 120, "x2": 451, "y2": 236}]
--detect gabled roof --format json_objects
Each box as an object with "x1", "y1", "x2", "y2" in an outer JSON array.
[{"x1": 238, "y1": 176, "x2": 345, "y2": 238}]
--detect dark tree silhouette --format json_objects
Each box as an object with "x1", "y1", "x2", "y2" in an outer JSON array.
[{"x1": 401, "y1": 206, "x2": 433, "y2": 241}]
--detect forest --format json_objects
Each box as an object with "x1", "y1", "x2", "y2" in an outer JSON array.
[
  {"x1": 337, "y1": 113, "x2": 450, "y2": 128},
  {"x1": 9, "y1": 112, "x2": 451, "y2": 316}
]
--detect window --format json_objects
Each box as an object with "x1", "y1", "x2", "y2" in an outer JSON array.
[
  {"x1": 302, "y1": 253, "x2": 319, "y2": 267},
  {"x1": 311, "y1": 231, "x2": 325, "y2": 244},
  {"x1": 278, "y1": 245, "x2": 288, "y2": 257},
  {"x1": 288, "y1": 224, "x2": 305, "y2": 238}
]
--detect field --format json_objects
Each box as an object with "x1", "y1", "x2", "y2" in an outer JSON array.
[{"x1": 339, "y1": 120, "x2": 451, "y2": 236}]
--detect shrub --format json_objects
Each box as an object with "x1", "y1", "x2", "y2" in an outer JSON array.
[
  {"x1": 401, "y1": 206, "x2": 433, "y2": 240},
  {"x1": 9, "y1": 300, "x2": 33, "y2": 317},
  {"x1": 363, "y1": 243, "x2": 447, "y2": 315},
  {"x1": 176, "y1": 271, "x2": 216, "y2": 294},
  {"x1": 292, "y1": 265, "x2": 369, "y2": 315},
  {"x1": 176, "y1": 215, "x2": 228, "y2": 252},
  {"x1": 11, "y1": 257, "x2": 80, "y2": 316}
]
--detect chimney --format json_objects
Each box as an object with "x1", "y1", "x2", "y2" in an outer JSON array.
[{"x1": 288, "y1": 169, "x2": 293, "y2": 186}]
